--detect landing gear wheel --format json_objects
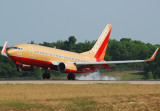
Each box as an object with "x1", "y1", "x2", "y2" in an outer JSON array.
[
  {"x1": 67, "y1": 73, "x2": 76, "y2": 80},
  {"x1": 67, "y1": 74, "x2": 72, "y2": 80},
  {"x1": 42, "y1": 73, "x2": 50, "y2": 79},
  {"x1": 46, "y1": 73, "x2": 50, "y2": 79},
  {"x1": 72, "y1": 74, "x2": 76, "y2": 80},
  {"x1": 42, "y1": 73, "x2": 47, "y2": 79}
]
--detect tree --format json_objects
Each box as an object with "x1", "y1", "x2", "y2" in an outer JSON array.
[
  {"x1": 120, "y1": 38, "x2": 131, "y2": 42},
  {"x1": 68, "y1": 36, "x2": 77, "y2": 45},
  {"x1": 147, "y1": 71, "x2": 154, "y2": 80}
]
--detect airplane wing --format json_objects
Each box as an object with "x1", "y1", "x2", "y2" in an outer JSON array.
[
  {"x1": 50, "y1": 48, "x2": 158, "y2": 73},
  {"x1": 76, "y1": 48, "x2": 159, "y2": 66}
]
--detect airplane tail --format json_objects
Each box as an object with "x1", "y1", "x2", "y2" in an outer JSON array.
[
  {"x1": 81, "y1": 24, "x2": 112, "y2": 61},
  {"x1": 1, "y1": 41, "x2": 8, "y2": 57}
]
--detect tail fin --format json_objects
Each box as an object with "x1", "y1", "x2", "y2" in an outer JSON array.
[
  {"x1": 81, "y1": 24, "x2": 112, "y2": 61},
  {"x1": 1, "y1": 41, "x2": 8, "y2": 57}
]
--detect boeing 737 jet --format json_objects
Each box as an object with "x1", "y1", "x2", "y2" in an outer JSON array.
[{"x1": 1, "y1": 24, "x2": 159, "y2": 80}]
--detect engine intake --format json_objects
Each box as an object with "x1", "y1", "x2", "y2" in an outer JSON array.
[{"x1": 58, "y1": 62, "x2": 77, "y2": 73}]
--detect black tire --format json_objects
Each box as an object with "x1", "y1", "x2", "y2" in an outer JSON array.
[
  {"x1": 46, "y1": 73, "x2": 50, "y2": 79},
  {"x1": 67, "y1": 74, "x2": 72, "y2": 80},
  {"x1": 42, "y1": 73, "x2": 46, "y2": 79},
  {"x1": 67, "y1": 73, "x2": 76, "y2": 80},
  {"x1": 72, "y1": 74, "x2": 76, "y2": 80}
]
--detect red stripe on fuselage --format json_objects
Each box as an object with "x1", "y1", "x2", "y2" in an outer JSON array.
[{"x1": 8, "y1": 55, "x2": 52, "y2": 68}]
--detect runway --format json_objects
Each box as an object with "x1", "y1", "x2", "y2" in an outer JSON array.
[{"x1": 0, "y1": 80, "x2": 160, "y2": 84}]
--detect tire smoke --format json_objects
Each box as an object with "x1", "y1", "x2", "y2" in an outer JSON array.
[{"x1": 76, "y1": 71, "x2": 120, "y2": 80}]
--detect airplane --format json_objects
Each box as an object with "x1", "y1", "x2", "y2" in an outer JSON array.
[{"x1": 1, "y1": 24, "x2": 159, "y2": 80}]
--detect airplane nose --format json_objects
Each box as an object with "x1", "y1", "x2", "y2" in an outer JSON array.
[{"x1": 7, "y1": 49, "x2": 16, "y2": 56}]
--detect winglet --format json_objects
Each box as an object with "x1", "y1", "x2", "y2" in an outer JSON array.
[
  {"x1": 146, "y1": 48, "x2": 159, "y2": 62},
  {"x1": 1, "y1": 41, "x2": 8, "y2": 57}
]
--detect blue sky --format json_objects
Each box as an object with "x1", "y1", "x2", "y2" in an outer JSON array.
[{"x1": 0, "y1": 0, "x2": 160, "y2": 46}]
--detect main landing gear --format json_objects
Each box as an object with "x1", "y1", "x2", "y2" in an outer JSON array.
[
  {"x1": 42, "y1": 70, "x2": 50, "y2": 79},
  {"x1": 67, "y1": 73, "x2": 76, "y2": 80}
]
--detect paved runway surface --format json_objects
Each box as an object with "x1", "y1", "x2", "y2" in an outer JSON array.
[{"x1": 0, "y1": 80, "x2": 160, "y2": 84}]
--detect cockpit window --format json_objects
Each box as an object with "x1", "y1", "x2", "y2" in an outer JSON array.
[
  {"x1": 11, "y1": 47, "x2": 23, "y2": 50},
  {"x1": 11, "y1": 47, "x2": 18, "y2": 49}
]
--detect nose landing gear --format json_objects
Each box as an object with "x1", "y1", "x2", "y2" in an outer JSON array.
[{"x1": 16, "y1": 64, "x2": 22, "y2": 72}]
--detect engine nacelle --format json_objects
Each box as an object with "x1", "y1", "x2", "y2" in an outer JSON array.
[
  {"x1": 22, "y1": 64, "x2": 35, "y2": 71},
  {"x1": 58, "y1": 62, "x2": 77, "y2": 73}
]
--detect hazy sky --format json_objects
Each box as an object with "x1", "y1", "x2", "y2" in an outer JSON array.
[{"x1": 0, "y1": 0, "x2": 160, "y2": 47}]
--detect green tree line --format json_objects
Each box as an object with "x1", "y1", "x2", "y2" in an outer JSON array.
[{"x1": 0, "y1": 36, "x2": 159, "y2": 79}]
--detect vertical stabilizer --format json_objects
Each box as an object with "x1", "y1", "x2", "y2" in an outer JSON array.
[
  {"x1": 81, "y1": 24, "x2": 112, "y2": 61},
  {"x1": 1, "y1": 41, "x2": 8, "y2": 57}
]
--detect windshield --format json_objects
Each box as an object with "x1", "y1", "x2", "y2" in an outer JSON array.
[
  {"x1": 11, "y1": 47, "x2": 23, "y2": 50},
  {"x1": 11, "y1": 47, "x2": 18, "y2": 49}
]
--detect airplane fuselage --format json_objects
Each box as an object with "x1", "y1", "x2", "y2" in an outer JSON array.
[{"x1": 7, "y1": 44, "x2": 97, "y2": 72}]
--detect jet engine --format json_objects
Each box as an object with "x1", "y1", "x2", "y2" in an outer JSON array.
[{"x1": 58, "y1": 62, "x2": 77, "y2": 73}]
